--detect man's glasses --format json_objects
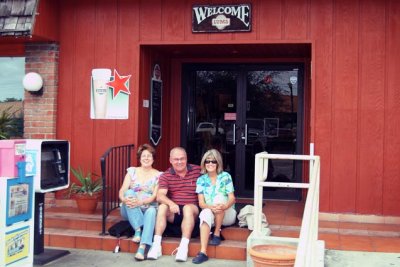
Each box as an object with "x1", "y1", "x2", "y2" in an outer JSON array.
[
  {"x1": 205, "y1": 160, "x2": 217, "y2": 164},
  {"x1": 172, "y1": 157, "x2": 186, "y2": 162}
]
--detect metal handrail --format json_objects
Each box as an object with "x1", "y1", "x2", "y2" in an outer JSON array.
[
  {"x1": 100, "y1": 144, "x2": 134, "y2": 235},
  {"x1": 253, "y1": 152, "x2": 321, "y2": 267}
]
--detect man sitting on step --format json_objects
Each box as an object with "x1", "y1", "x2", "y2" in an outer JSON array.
[{"x1": 147, "y1": 147, "x2": 201, "y2": 262}]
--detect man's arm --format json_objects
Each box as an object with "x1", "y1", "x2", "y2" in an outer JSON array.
[
  {"x1": 157, "y1": 188, "x2": 180, "y2": 214},
  {"x1": 156, "y1": 188, "x2": 172, "y2": 205}
]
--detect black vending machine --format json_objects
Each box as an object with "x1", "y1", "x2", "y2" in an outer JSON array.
[{"x1": 25, "y1": 139, "x2": 70, "y2": 265}]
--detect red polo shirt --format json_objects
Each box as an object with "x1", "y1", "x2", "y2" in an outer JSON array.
[{"x1": 158, "y1": 164, "x2": 201, "y2": 205}]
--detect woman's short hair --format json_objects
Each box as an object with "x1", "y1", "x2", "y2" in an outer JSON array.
[
  {"x1": 200, "y1": 149, "x2": 223, "y2": 174},
  {"x1": 137, "y1": 143, "x2": 156, "y2": 160}
]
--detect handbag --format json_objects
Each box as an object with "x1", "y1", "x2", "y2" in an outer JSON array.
[
  {"x1": 108, "y1": 220, "x2": 134, "y2": 238},
  {"x1": 108, "y1": 220, "x2": 134, "y2": 253}
]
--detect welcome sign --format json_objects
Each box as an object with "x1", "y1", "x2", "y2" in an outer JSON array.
[{"x1": 192, "y1": 4, "x2": 251, "y2": 33}]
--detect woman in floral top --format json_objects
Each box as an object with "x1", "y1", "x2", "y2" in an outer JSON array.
[
  {"x1": 119, "y1": 144, "x2": 161, "y2": 261},
  {"x1": 192, "y1": 149, "x2": 237, "y2": 264}
]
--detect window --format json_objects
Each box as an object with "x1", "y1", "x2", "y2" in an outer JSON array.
[
  {"x1": 0, "y1": 57, "x2": 25, "y2": 139},
  {"x1": 0, "y1": 57, "x2": 24, "y2": 101}
]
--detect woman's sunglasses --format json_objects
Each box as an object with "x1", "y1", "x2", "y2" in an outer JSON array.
[{"x1": 205, "y1": 160, "x2": 217, "y2": 164}]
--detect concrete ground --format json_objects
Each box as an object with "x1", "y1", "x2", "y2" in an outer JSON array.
[
  {"x1": 34, "y1": 248, "x2": 246, "y2": 267},
  {"x1": 33, "y1": 248, "x2": 400, "y2": 267},
  {"x1": 325, "y1": 250, "x2": 400, "y2": 267}
]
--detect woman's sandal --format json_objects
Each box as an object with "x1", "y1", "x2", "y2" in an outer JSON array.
[
  {"x1": 132, "y1": 229, "x2": 141, "y2": 243},
  {"x1": 134, "y1": 245, "x2": 145, "y2": 261}
]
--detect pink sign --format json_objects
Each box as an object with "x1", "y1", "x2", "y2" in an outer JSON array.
[
  {"x1": 224, "y1": 113, "x2": 236, "y2": 120},
  {"x1": 0, "y1": 140, "x2": 26, "y2": 177}
]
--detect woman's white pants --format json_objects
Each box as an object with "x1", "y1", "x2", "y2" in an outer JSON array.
[{"x1": 199, "y1": 207, "x2": 237, "y2": 228}]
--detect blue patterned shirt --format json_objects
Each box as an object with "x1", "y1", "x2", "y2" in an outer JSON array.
[{"x1": 196, "y1": 171, "x2": 235, "y2": 207}]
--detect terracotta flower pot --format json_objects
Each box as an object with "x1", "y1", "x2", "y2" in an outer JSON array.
[
  {"x1": 249, "y1": 244, "x2": 297, "y2": 267},
  {"x1": 74, "y1": 194, "x2": 99, "y2": 214}
]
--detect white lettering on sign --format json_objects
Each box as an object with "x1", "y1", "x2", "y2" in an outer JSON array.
[
  {"x1": 193, "y1": 5, "x2": 250, "y2": 27},
  {"x1": 212, "y1": 15, "x2": 230, "y2": 30}
]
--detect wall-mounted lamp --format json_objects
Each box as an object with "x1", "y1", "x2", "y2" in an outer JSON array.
[{"x1": 23, "y1": 72, "x2": 43, "y2": 96}]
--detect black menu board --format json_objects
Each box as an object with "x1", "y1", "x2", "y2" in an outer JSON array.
[{"x1": 150, "y1": 78, "x2": 162, "y2": 146}]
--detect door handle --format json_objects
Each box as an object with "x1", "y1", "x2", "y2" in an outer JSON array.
[
  {"x1": 241, "y1": 123, "x2": 248, "y2": 145},
  {"x1": 233, "y1": 123, "x2": 236, "y2": 145}
]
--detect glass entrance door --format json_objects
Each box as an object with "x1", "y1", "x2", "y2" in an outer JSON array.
[{"x1": 182, "y1": 64, "x2": 304, "y2": 199}]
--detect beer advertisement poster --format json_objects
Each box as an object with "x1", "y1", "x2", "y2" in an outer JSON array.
[
  {"x1": 5, "y1": 226, "x2": 30, "y2": 265},
  {"x1": 90, "y1": 68, "x2": 131, "y2": 120}
]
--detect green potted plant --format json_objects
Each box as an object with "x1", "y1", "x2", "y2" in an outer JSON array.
[
  {"x1": 0, "y1": 106, "x2": 23, "y2": 139},
  {"x1": 67, "y1": 167, "x2": 103, "y2": 214}
]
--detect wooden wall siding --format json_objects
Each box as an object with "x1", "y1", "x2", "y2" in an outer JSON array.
[
  {"x1": 310, "y1": 0, "x2": 333, "y2": 212},
  {"x1": 258, "y1": 0, "x2": 282, "y2": 39},
  {"x1": 56, "y1": 0, "x2": 74, "y2": 154},
  {"x1": 162, "y1": 0, "x2": 185, "y2": 41},
  {"x1": 331, "y1": 0, "x2": 360, "y2": 213},
  {"x1": 55, "y1": 0, "x2": 400, "y2": 215},
  {"x1": 357, "y1": 0, "x2": 386, "y2": 214},
  {"x1": 383, "y1": 0, "x2": 400, "y2": 215},
  {"x1": 283, "y1": 0, "x2": 309, "y2": 40},
  {"x1": 139, "y1": 0, "x2": 162, "y2": 41},
  {"x1": 71, "y1": 0, "x2": 96, "y2": 171},
  {"x1": 33, "y1": 0, "x2": 59, "y2": 41},
  {"x1": 0, "y1": 43, "x2": 24, "y2": 55}
]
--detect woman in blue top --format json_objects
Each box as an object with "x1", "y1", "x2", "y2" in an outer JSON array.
[
  {"x1": 119, "y1": 144, "x2": 161, "y2": 261},
  {"x1": 192, "y1": 149, "x2": 237, "y2": 264}
]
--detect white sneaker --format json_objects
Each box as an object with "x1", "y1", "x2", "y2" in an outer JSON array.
[
  {"x1": 173, "y1": 246, "x2": 188, "y2": 262},
  {"x1": 147, "y1": 244, "x2": 162, "y2": 260}
]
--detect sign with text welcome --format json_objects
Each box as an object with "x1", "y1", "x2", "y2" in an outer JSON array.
[{"x1": 192, "y1": 4, "x2": 251, "y2": 33}]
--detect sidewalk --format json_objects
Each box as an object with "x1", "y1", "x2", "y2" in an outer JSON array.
[
  {"x1": 34, "y1": 248, "x2": 246, "y2": 267},
  {"x1": 325, "y1": 250, "x2": 400, "y2": 267},
  {"x1": 33, "y1": 248, "x2": 400, "y2": 267}
]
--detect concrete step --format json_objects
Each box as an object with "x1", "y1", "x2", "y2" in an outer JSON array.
[
  {"x1": 43, "y1": 200, "x2": 400, "y2": 256},
  {"x1": 44, "y1": 207, "x2": 252, "y2": 241},
  {"x1": 43, "y1": 205, "x2": 250, "y2": 260},
  {"x1": 44, "y1": 227, "x2": 247, "y2": 260}
]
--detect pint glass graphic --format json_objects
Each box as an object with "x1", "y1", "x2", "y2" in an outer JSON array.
[{"x1": 91, "y1": 69, "x2": 111, "y2": 119}]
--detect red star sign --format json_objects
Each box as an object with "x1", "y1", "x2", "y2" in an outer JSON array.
[{"x1": 106, "y1": 69, "x2": 131, "y2": 99}]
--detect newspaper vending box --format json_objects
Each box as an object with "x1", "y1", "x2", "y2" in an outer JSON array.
[{"x1": 0, "y1": 140, "x2": 34, "y2": 267}]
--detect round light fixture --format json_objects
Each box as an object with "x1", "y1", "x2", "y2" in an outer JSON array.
[{"x1": 23, "y1": 72, "x2": 43, "y2": 92}]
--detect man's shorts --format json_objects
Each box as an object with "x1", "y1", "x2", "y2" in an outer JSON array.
[{"x1": 164, "y1": 205, "x2": 200, "y2": 238}]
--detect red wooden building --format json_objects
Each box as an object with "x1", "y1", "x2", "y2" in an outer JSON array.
[{"x1": 1, "y1": 0, "x2": 399, "y2": 218}]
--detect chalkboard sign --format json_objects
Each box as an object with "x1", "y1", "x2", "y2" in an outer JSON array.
[{"x1": 150, "y1": 78, "x2": 162, "y2": 146}]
